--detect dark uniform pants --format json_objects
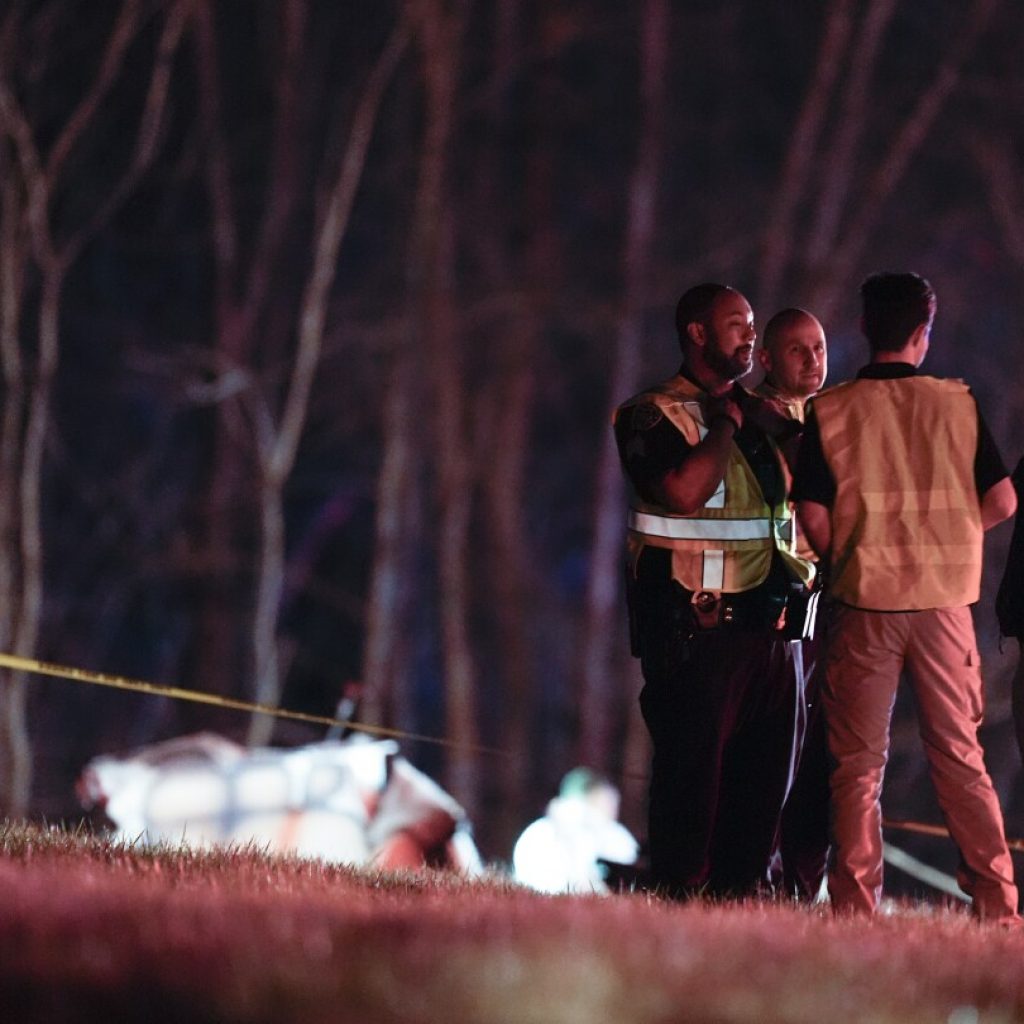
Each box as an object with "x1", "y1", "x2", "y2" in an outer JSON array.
[
  {"x1": 638, "y1": 626, "x2": 805, "y2": 898},
  {"x1": 778, "y1": 633, "x2": 831, "y2": 899}
]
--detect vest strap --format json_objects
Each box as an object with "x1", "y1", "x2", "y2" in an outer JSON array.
[{"x1": 628, "y1": 509, "x2": 775, "y2": 542}]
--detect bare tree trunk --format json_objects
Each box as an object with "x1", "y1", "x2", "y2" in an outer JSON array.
[
  {"x1": 967, "y1": 133, "x2": 1024, "y2": 446},
  {"x1": 0, "y1": 150, "x2": 24, "y2": 655},
  {"x1": 410, "y1": 0, "x2": 477, "y2": 812},
  {"x1": 246, "y1": 11, "x2": 411, "y2": 745},
  {"x1": 972, "y1": 134, "x2": 1024, "y2": 280},
  {"x1": 362, "y1": 4, "x2": 472, "y2": 778},
  {"x1": 0, "y1": 142, "x2": 28, "y2": 810},
  {"x1": 247, "y1": 476, "x2": 286, "y2": 747},
  {"x1": 465, "y1": 0, "x2": 544, "y2": 855},
  {"x1": 189, "y1": 0, "x2": 253, "y2": 714},
  {"x1": 0, "y1": 2, "x2": 186, "y2": 812},
  {"x1": 802, "y1": 0, "x2": 896, "y2": 270},
  {"x1": 189, "y1": 1, "x2": 414, "y2": 747},
  {"x1": 0, "y1": 72, "x2": 59, "y2": 805},
  {"x1": 482, "y1": 332, "x2": 536, "y2": 842},
  {"x1": 808, "y1": 0, "x2": 999, "y2": 319},
  {"x1": 189, "y1": 0, "x2": 307, "y2": 723},
  {"x1": 577, "y1": 0, "x2": 668, "y2": 773},
  {"x1": 2, "y1": 267, "x2": 64, "y2": 811},
  {"x1": 361, "y1": 352, "x2": 421, "y2": 732},
  {"x1": 755, "y1": 0, "x2": 855, "y2": 313},
  {"x1": 430, "y1": 213, "x2": 478, "y2": 812}
]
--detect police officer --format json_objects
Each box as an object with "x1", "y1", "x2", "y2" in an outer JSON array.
[
  {"x1": 614, "y1": 282, "x2": 816, "y2": 898},
  {"x1": 754, "y1": 307, "x2": 831, "y2": 900}
]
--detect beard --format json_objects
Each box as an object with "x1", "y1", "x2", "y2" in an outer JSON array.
[{"x1": 704, "y1": 333, "x2": 753, "y2": 381}]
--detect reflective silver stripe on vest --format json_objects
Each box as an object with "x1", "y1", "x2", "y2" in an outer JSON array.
[
  {"x1": 702, "y1": 550, "x2": 725, "y2": 589},
  {"x1": 628, "y1": 509, "x2": 773, "y2": 541}
]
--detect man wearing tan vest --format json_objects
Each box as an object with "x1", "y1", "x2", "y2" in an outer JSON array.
[
  {"x1": 793, "y1": 272, "x2": 1020, "y2": 922},
  {"x1": 614, "y1": 283, "x2": 817, "y2": 898}
]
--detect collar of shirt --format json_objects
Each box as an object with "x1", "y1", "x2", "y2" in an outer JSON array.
[
  {"x1": 678, "y1": 364, "x2": 746, "y2": 400},
  {"x1": 856, "y1": 362, "x2": 917, "y2": 379},
  {"x1": 752, "y1": 379, "x2": 807, "y2": 422}
]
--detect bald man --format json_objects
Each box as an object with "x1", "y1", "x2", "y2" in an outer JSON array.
[
  {"x1": 755, "y1": 309, "x2": 828, "y2": 556},
  {"x1": 755, "y1": 307, "x2": 828, "y2": 424},
  {"x1": 752, "y1": 307, "x2": 830, "y2": 900}
]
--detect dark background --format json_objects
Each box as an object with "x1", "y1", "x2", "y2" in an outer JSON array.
[{"x1": 1, "y1": 1, "x2": 1023, "y2": 889}]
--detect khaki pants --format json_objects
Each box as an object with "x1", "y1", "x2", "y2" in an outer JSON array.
[{"x1": 823, "y1": 604, "x2": 1018, "y2": 921}]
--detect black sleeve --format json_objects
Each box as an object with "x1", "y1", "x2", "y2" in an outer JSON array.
[
  {"x1": 614, "y1": 403, "x2": 692, "y2": 505},
  {"x1": 789, "y1": 405, "x2": 836, "y2": 506},
  {"x1": 995, "y1": 456, "x2": 1024, "y2": 637},
  {"x1": 973, "y1": 399, "x2": 1009, "y2": 496}
]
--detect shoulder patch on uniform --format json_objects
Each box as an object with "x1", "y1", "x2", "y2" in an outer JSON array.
[{"x1": 631, "y1": 403, "x2": 664, "y2": 431}]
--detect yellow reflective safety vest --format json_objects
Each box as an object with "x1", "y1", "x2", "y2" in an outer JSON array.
[
  {"x1": 752, "y1": 380, "x2": 818, "y2": 564},
  {"x1": 752, "y1": 380, "x2": 807, "y2": 425},
  {"x1": 813, "y1": 374, "x2": 983, "y2": 610},
  {"x1": 616, "y1": 374, "x2": 815, "y2": 595}
]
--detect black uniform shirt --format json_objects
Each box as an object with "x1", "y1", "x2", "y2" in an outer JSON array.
[
  {"x1": 615, "y1": 377, "x2": 785, "y2": 509},
  {"x1": 996, "y1": 457, "x2": 1024, "y2": 638}
]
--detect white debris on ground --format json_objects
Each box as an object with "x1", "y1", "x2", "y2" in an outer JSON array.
[{"x1": 78, "y1": 732, "x2": 482, "y2": 874}]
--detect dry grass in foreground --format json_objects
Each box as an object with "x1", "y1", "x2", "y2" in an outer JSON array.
[{"x1": 2, "y1": 821, "x2": 1024, "y2": 1023}]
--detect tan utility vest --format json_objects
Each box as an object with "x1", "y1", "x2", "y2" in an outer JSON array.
[
  {"x1": 616, "y1": 374, "x2": 815, "y2": 595},
  {"x1": 813, "y1": 374, "x2": 983, "y2": 610}
]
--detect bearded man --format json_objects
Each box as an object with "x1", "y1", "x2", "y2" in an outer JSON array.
[{"x1": 614, "y1": 283, "x2": 816, "y2": 897}]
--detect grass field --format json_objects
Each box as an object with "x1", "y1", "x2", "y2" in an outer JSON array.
[{"x1": 2, "y1": 821, "x2": 1024, "y2": 1023}]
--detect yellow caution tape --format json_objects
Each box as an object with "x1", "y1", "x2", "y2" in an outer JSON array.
[
  {"x1": 5, "y1": 651, "x2": 1020, "y2": 853},
  {"x1": 0, "y1": 652, "x2": 508, "y2": 758}
]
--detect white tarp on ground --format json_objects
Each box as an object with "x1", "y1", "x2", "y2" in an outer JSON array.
[
  {"x1": 78, "y1": 732, "x2": 482, "y2": 873},
  {"x1": 512, "y1": 793, "x2": 639, "y2": 894}
]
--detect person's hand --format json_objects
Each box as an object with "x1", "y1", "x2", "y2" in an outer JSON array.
[
  {"x1": 740, "y1": 392, "x2": 798, "y2": 441},
  {"x1": 705, "y1": 394, "x2": 743, "y2": 433}
]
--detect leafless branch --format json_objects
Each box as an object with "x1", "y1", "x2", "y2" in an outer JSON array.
[
  {"x1": 815, "y1": 0, "x2": 1000, "y2": 317},
  {"x1": 804, "y1": 0, "x2": 896, "y2": 266},
  {"x1": 269, "y1": 9, "x2": 413, "y2": 482},
  {"x1": 241, "y1": 0, "x2": 306, "y2": 321},
  {"x1": 756, "y1": 0, "x2": 855, "y2": 310},
  {"x1": 64, "y1": 0, "x2": 191, "y2": 265},
  {"x1": 192, "y1": 0, "x2": 238, "y2": 292},
  {"x1": 0, "y1": 70, "x2": 53, "y2": 265},
  {"x1": 970, "y1": 133, "x2": 1024, "y2": 273},
  {"x1": 46, "y1": 0, "x2": 144, "y2": 181},
  {"x1": 579, "y1": 0, "x2": 668, "y2": 770}
]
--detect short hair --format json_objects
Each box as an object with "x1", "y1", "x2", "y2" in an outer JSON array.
[
  {"x1": 860, "y1": 272, "x2": 936, "y2": 352},
  {"x1": 675, "y1": 282, "x2": 732, "y2": 345},
  {"x1": 762, "y1": 307, "x2": 816, "y2": 352}
]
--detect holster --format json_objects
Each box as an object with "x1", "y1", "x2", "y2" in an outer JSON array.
[{"x1": 688, "y1": 579, "x2": 819, "y2": 639}]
